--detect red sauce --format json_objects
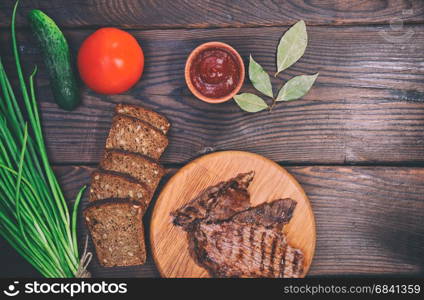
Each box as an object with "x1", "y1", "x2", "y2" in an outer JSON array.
[{"x1": 190, "y1": 47, "x2": 240, "y2": 99}]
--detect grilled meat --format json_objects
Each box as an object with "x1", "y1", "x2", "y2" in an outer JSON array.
[
  {"x1": 192, "y1": 221, "x2": 304, "y2": 278},
  {"x1": 172, "y1": 171, "x2": 304, "y2": 278},
  {"x1": 231, "y1": 198, "x2": 297, "y2": 228},
  {"x1": 172, "y1": 171, "x2": 254, "y2": 229}
]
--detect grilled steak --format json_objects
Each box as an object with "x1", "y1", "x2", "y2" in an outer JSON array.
[
  {"x1": 231, "y1": 198, "x2": 297, "y2": 228},
  {"x1": 192, "y1": 221, "x2": 304, "y2": 278},
  {"x1": 172, "y1": 171, "x2": 254, "y2": 229},
  {"x1": 172, "y1": 171, "x2": 305, "y2": 278}
]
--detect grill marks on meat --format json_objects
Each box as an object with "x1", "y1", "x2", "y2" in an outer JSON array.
[
  {"x1": 172, "y1": 171, "x2": 254, "y2": 230},
  {"x1": 192, "y1": 222, "x2": 304, "y2": 278},
  {"x1": 172, "y1": 171, "x2": 305, "y2": 278}
]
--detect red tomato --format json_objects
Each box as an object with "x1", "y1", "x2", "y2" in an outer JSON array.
[{"x1": 77, "y1": 27, "x2": 144, "y2": 94}]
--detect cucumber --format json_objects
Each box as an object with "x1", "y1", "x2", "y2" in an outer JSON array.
[{"x1": 28, "y1": 10, "x2": 80, "y2": 111}]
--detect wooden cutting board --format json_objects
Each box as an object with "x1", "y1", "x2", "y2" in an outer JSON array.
[{"x1": 150, "y1": 151, "x2": 316, "y2": 278}]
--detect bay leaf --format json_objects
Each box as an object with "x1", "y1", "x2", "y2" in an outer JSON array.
[
  {"x1": 276, "y1": 73, "x2": 318, "y2": 102},
  {"x1": 276, "y1": 20, "x2": 307, "y2": 76},
  {"x1": 249, "y1": 55, "x2": 273, "y2": 98},
  {"x1": 234, "y1": 93, "x2": 269, "y2": 112}
]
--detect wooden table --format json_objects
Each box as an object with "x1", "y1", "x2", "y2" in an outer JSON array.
[{"x1": 0, "y1": 0, "x2": 423, "y2": 277}]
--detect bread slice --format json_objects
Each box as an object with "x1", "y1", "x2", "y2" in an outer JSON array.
[
  {"x1": 100, "y1": 149, "x2": 165, "y2": 193},
  {"x1": 89, "y1": 170, "x2": 152, "y2": 206},
  {"x1": 115, "y1": 104, "x2": 171, "y2": 135},
  {"x1": 105, "y1": 114, "x2": 168, "y2": 160},
  {"x1": 84, "y1": 199, "x2": 146, "y2": 267}
]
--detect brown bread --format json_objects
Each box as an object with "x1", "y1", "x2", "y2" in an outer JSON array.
[
  {"x1": 100, "y1": 149, "x2": 165, "y2": 193},
  {"x1": 84, "y1": 199, "x2": 146, "y2": 267},
  {"x1": 115, "y1": 103, "x2": 171, "y2": 135},
  {"x1": 89, "y1": 170, "x2": 152, "y2": 206},
  {"x1": 105, "y1": 114, "x2": 168, "y2": 160}
]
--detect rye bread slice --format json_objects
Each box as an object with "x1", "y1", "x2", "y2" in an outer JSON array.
[
  {"x1": 105, "y1": 114, "x2": 168, "y2": 160},
  {"x1": 100, "y1": 149, "x2": 165, "y2": 193},
  {"x1": 115, "y1": 104, "x2": 171, "y2": 135},
  {"x1": 89, "y1": 170, "x2": 152, "y2": 206},
  {"x1": 84, "y1": 199, "x2": 146, "y2": 267}
]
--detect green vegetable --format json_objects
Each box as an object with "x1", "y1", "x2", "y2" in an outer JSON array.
[
  {"x1": 0, "y1": 1, "x2": 86, "y2": 277},
  {"x1": 233, "y1": 93, "x2": 268, "y2": 113},
  {"x1": 234, "y1": 20, "x2": 318, "y2": 113},
  {"x1": 249, "y1": 55, "x2": 273, "y2": 98},
  {"x1": 28, "y1": 9, "x2": 80, "y2": 111},
  {"x1": 276, "y1": 20, "x2": 307, "y2": 76},
  {"x1": 276, "y1": 73, "x2": 319, "y2": 102}
]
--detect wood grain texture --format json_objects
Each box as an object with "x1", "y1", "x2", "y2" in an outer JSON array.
[
  {"x1": 0, "y1": 0, "x2": 423, "y2": 29},
  {"x1": 151, "y1": 151, "x2": 315, "y2": 278},
  {"x1": 0, "y1": 0, "x2": 421, "y2": 281},
  {"x1": 2, "y1": 164, "x2": 422, "y2": 277},
  {"x1": 1, "y1": 25, "x2": 423, "y2": 164}
]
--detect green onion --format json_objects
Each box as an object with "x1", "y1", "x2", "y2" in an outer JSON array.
[{"x1": 0, "y1": 1, "x2": 86, "y2": 277}]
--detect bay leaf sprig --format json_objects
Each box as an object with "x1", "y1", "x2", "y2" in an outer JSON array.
[
  {"x1": 249, "y1": 55, "x2": 273, "y2": 98},
  {"x1": 276, "y1": 73, "x2": 318, "y2": 102},
  {"x1": 234, "y1": 93, "x2": 268, "y2": 113},
  {"x1": 276, "y1": 20, "x2": 308, "y2": 76},
  {"x1": 234, "y1": 20, "x2": 318, "y2": 113}
]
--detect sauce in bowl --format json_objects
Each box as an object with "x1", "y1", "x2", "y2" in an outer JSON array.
[
  {"x1": 190, "y1": 48, "x2": 240, "y2": 99},
  {"x1": 185, "y1": 42, "x2": 245, "y2": 103}
]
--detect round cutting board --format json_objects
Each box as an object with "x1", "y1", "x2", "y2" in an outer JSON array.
[{"x1": 150, "y1": 151, "x2": 316, "y2": 278}]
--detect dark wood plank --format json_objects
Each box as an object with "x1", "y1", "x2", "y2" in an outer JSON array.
[
  {"x1": 291, "y1": 166, "x2": 424, "y2": 276},
  {"x1": 0, "y1": 0, "x2": 423, "y2": 29},
  {"x1": 1, "y1": 25, "x2": 423, "y2": 164},
  {"x1": 3, "y1": 164, "x2": 422, "y2": 277}
]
